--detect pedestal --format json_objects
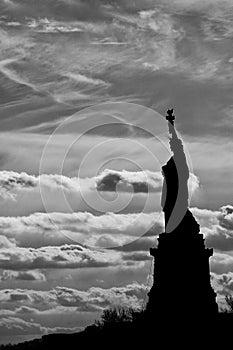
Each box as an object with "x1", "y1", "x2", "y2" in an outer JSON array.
[{"x1": 146, "y1": 226, "x2": 218, "y2": 318}]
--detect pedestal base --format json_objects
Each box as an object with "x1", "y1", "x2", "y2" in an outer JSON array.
[{"x1": 146, "y1": 229, "x2": 218, "y2": 317}]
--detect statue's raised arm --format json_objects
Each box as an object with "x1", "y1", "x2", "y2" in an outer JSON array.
[
  {"x1": 161, "y1": 109, "x2": 190, "y2": 232},
  {"x1": 166, "y1": 109, "x2": 187, "y2": 162}
]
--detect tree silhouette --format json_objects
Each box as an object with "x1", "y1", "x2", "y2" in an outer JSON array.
[
  {"x1": 95, "y1": 306, "x2": 144, "y2": 328},
  {"x1": 225, "y1": 294, "x2": 233, "y2": 312}
]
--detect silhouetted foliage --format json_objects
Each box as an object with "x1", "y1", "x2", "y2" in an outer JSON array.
[
  {"x1": 95, "y1": 306, "x2": 145, "y2": 328},
  {"x1": 225, "y1": 294, "x2": 233, "y2": 312}
]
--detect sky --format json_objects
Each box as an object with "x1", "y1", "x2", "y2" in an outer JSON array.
[{"x1": 0, "y1": 0, "x2": 233, "y2": 344}]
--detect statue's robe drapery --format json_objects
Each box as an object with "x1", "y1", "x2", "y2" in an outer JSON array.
[{"x1": 161, "y1": 127, "x2": 195, "y2": 233}]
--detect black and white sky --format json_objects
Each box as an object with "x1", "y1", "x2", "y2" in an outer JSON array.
[{"x1": 0, "y1": 0, "x2": 233, "y2": 345}]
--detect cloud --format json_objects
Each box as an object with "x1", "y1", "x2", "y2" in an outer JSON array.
[
  {"x1": 0, "y1": 317, "x2": 47, "y2": 336},
  {"x1": 0, "y1": 171, "x2": 37, "y2": 200},
  {"x1": 0, "y1": 0, "x2": 91, "y2": 21},
  {"x1": 0, "y1": 305, "x2": 87, "y2": 316},
  {"x1": 0, "y1": 235, "x2": 151, "y2": 270},
  {"x1": 27, "y1": 18, "x2": 84, "y2": 33},
  {"x1": 191, "y1": 205, "x2": 233, "y2": 274},
  {"x1": 210, "y1": 271, "x2": 233, "y2": 309},
  {"x1": 0, "y1": 168, "x2": 163, "y2": 202},
  {"x1": 96, "y1": 169, "x2": 163, "y2": 193},
  {"x1": 0, "y1": 282, "x2": 147, "y2": 312},
  {"x1": 218, "y1": 205, "x2": 233, "y2": 230},
  {"x1": 0, "y1": 180, "x2": 232, "y2": 255},
  {"x1": 0, "y1": 270, "x2": 46, "y2": 282},
  {"x1": 0, "y1": 1, "x2": 183, "y2": 109},
  {"x1": 0, "y1": 169, "x2": 162, "y2": 216},
  {"x1": 116, "y1": 236, "x2": 157, "y2": 252},
  {"x1": 211, "y1": 252, "x2": 233, "y2": 274},
  {"x1": 211, "y1": 271, "x2": 233, "y2": 294},
  {"x1": 0, "y1": 170, "x2": 78, "y2": 200},
  {"x1": 191, "y1": 206, "x2": 233, "y2": 251},
  {"x1": 0, "y1": 169, "x2": 199, "y2": 216},
  {"x1": 0, "y1": 239, "x2": 121, "y2": 270},
  {"x1": 0, "y1": 211, "x2": 162, "y2": 248},
  {"x1": 0, "y1": 236, "x2": 16, "y2": 249},
  {"x1": 0, "y1": 316, "x2": 81, "y2": 336},
  {"x1": 1, "y1": 0, "x2": 233, "y2": 126}
]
